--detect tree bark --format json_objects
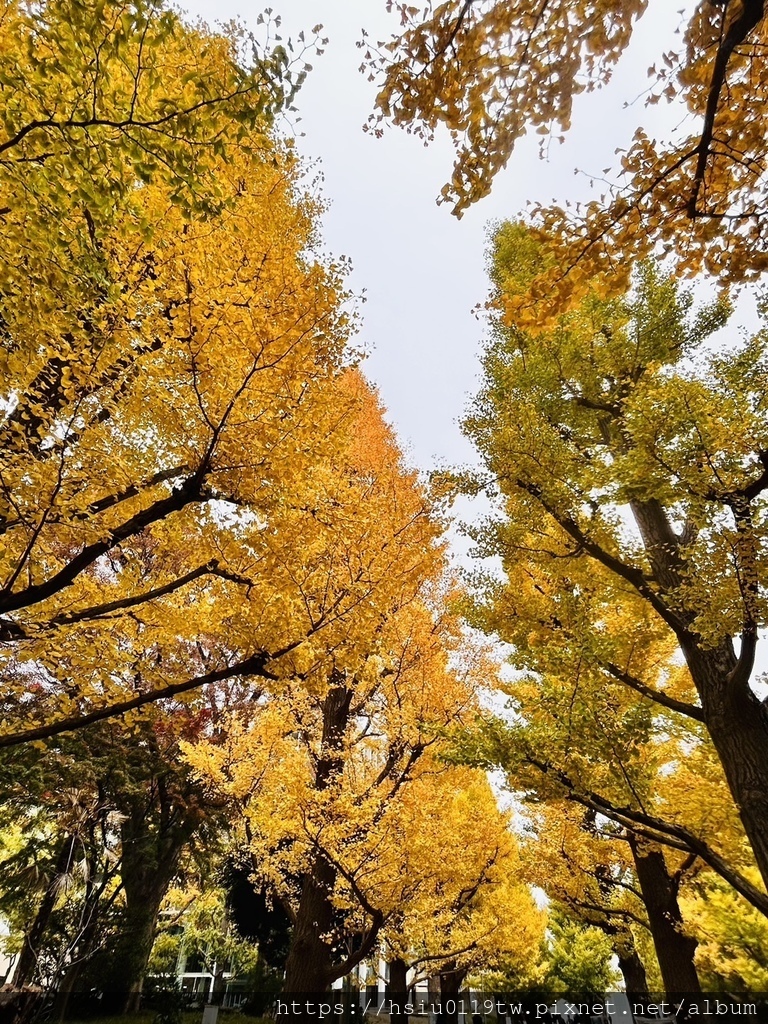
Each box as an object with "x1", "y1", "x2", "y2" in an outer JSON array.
[
  {"x1": 684, "y1": 639, "x2": 768, "y2": 894},
  {"x1": 281, "y1": 854, "x2": 337, "y2": 994},
  {"x1": 615, "y1": 932, "x2": 649, "y2": 997},
  {"x1": 387, "y1": 957, "x2": 409, "y2": 1024},
  {"x1": 282, "y1": 682, "x2": 353, "y2": 999},
  {"x1": 108, "y1": 864, "x2": 177, "y2": 1013},
  {"x1": 439, "y1": 963, "x2": 467, "y2": 1024},
  {"x1": 597, "y1": 920, "x2": 649, "y2": 997},
  {"x1": 211, "y1": 961, "x2": 228, "y2": 1005},
  {"x1": 628, "y1": 836, "x2": 700, "y2": 996},
  {"x1": 630, "y1": 497, "x2": 768, "y2": 894},
  {"x1": 104, "y1": 786, "x2": 198, "y2": 1013}
]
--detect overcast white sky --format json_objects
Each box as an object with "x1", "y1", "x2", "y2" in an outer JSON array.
[{"x1": 179, "y1": 0, "x2": 696, "y2": 472}]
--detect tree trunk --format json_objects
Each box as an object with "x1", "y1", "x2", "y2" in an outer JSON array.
[
  {"x1": 632, "y1": 498, "x2": 768, "y2": 892},
  {"x1": 615, "y1": 931, "x2": 649, "y2": 997},
  {"x1": 110, "y1": 874, "x2": 174, "y2": 1013},
  {"x1": 104, "y1": 788, "x2": 197, "y2": 1013},
  {"x1": 387, "y1": 957, "x2": 409, "y2": 1024},
  {"x1": 282, "y1": 682, "x2": 353, "y2": 1000},
  {"x1": 439, "y1": 963, "x2": 467, "y2": 1024},
  {"x1": 598, "y1": 920, "x2": 649, "y2": 997},
  {"x1": 13, "y1": 833, "x2": 78, "y2": 988},
  {"x1": 686, "y1": 640, "x2": 768, "y2": 894},
  {"x1": 628, "y1": 836, "x2": 699, "y2": 996},
  {"x1": 282, "y1": 855, "x2": 337, "y2": 994},
  {"x1": 211, "y1": 962, "x2": 228, "y2": 1005}
]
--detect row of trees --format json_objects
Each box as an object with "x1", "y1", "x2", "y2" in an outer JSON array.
[
  {"x1": 3, "y1": 0, "x2": 768, "y2": 1013},
  {"x1": 366, "y1": 0, "x2": 768, "y2": 1000},
  {"x1": 454, "y1": 244, "x2": 768, "y2": 996},
  {"x1": 0, "y1": 0, "x2": 542, "y2": 1012}
]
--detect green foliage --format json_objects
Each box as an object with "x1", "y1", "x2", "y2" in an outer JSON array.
[
  {"x1": 150, "y1": 877, "x2": 260, "y2": 982},
  {"x1": 148, "y1": 980, "x2": 183, "y2": 1024},
  {"x1": 682, "y1": 873, "x2": 768, "y2": 992},
  {"x1": 458, "y1": 234, "x2": 768, "y2": 904},
  {"x1": 540, "y1": 914, "x2": 620, "y2": 997}
]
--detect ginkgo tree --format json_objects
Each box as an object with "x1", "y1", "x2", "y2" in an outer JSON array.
[
  {"x1": 458, "y1": 599, "x2": 768, "y2": 995},
  {"x1": 460, "y1": 231, "x2": 768, "y2": 900},
  {"x1": 0, "y1": 4, "x2": 437, "y2": 1002},
  {"x1": 182, "y1": 378, "x2": 541, "y2": 999},
  {"x1": 0, "y1": 2, "x2": 366, "y2": 749},
  {"x1": 513, "y1": 726, "x2": 768, "y2": 995},
  {"x1": 0, "y1": 14, "x2": 364, "y2": 753},
  {"x1": 366, "y1": 0, "x2": 768, "y2": 320},
  {"x1": 380, "y1": 768, "x2": 544, "y2": 1016},
  {"x1": 0, "y1": 146, "x2": 354, "y2": 740},
  {"x1": 519, "y1": 802, "x2": 653, "y2": 995},
  {"x1": 461, "y1": 657, "x2": 712, "y2": 994},
  {"x1": 0, "y1": 0, "x2": 315, "y2": 426}
]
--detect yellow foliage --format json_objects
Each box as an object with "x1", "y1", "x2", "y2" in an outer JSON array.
[{"x1": 367, "y1": 1, "x2": 768, "y2": 321}]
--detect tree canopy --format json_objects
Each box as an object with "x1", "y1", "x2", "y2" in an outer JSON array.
[
  {"x1": 451, "y1": 229, "x2": 768, "y2": 996},
  {"x1": 367, "y1": 0, "x2": 768, "y2": 318},
  {"x1": 0, "y1": 0, "x2": 355, "y2": 748},
  {"x1": 5, "y1": 0, "x2": 768, "y2": 1008}
]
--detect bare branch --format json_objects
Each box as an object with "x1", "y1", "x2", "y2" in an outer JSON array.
[{"x1": 0, "y1": 649, "x2": 277, "y2": 749}]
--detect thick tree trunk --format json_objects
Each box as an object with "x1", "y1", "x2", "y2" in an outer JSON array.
[
  {"x1": 13, "y1": 833, "x2": 78, "y2": 988},
  {"x1": 439, "y1": 964, "x2": 467, "y2": 1024},
  {"x1": 628, "y1": 836, "x2": 699, "y2": 996},
  {"x1": 387, "y1": 957, "x2": 409, "y2": 1024},
  {"x1": 210, "y1": 943, "x2": 230, "y2": 1005},
  {"x1": 104, "y1": 789, "x2": 197, "y2": 1013},
  {"x1": 210, "y1": 965, "x2": 227, "y2": 1005},
  {"x1": 684, "y1": 640, "x2": 768, "y2": 894},
  {"x1": 282, "y1": 682, "x2": 353, "y2": 1001},
  {"x1": 282, "y1": 855, "x2": 337, "y2": 994},
  {"x1": 616, "y1": 934, "x2": 649, "y2": 997},
  {"x1": 632, "y1": 498, "x2": 768, "y2": 892},
  {"x1": 110, "y1": 873, "x2": 175, "y2": 1013}
]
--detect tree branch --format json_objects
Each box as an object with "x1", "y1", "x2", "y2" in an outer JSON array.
[
  {"x1": 563, "y1": 896, "x2": 650, "y2": 933},
  {"x1": 0, "y1": 649, "x2": 278, "y2": 749},
  {"x1": 454, "y1": 847, "x2": 498, "y2": 911},
  {"x1": 601, "y1": 659, "x2": 704, "y2": 723},
  {"x1": 0, "y1": 475, "x2": 207, "y2": 615},
  {"x1": 727, "y1": 499, "x2": 760, "y2": 691},
  {"x1": 0, "y1": 89, "x2": 256, "y2": 157},
  {"x1": 516, "y1": 478, "x2": 688, "y2": 635},
  {"x1": 44, "y1": 560, "x2": 252, "y2": 628},
  {"x1": 687, "y1": 0, "x2": 766, "y2": 219},
  {"x1": 85, "y1": 465, "x2": 190, "y2": 517},
  {"x1": 408, "y1": 937, "x2": 480, "y2": 973},
  {"x1": 318, "y1": 849, "x2": 385, "y2": 983},
  {"x1": 525, "y1": 754, "x2": 768, "y2": 918}
]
